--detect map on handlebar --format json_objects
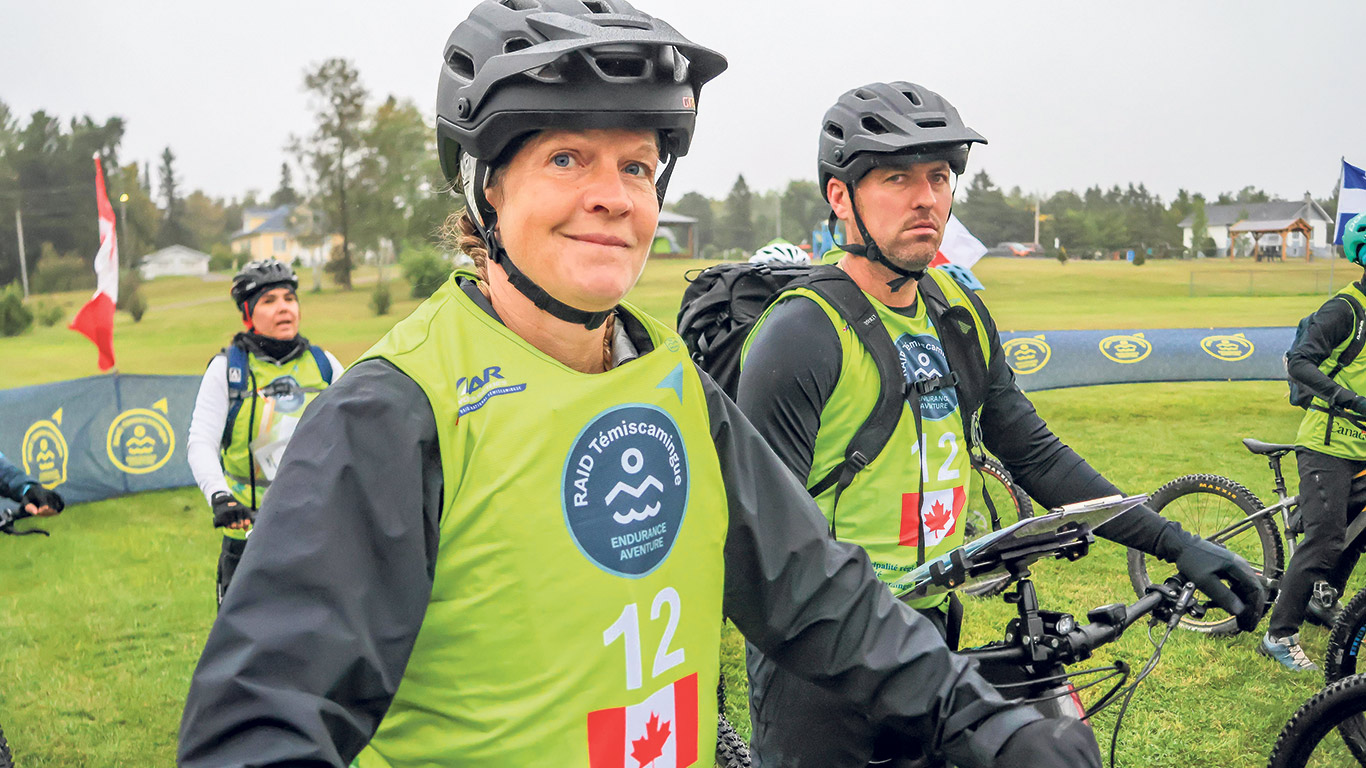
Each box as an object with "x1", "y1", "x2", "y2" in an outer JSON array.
[{"x1": 889, "y1": 494, "x2": 1148, "y2": 600}]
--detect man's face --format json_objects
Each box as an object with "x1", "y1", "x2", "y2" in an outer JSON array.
[{"x1": 830, "y1": 159, "x2": 953, "y2": 273}]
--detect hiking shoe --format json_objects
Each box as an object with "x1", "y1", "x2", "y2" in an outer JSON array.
[{"x1": 1259, "y1": 632, "x2": 1320, "y2": 672}]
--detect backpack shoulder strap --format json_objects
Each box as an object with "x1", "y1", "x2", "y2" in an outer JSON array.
[
  {"x1": 791, "y1": 268, "x2": 907, "y2": 499},
  {"x1": 309, "y1": 345, "x2": 334, "y2": 384},
  {"x1": 1331, "y1": 294, "x2": 1366, "y2": 375},
  {"x1": 222, "y1": 343, "x2": 251, "y2": 450},
  {"x1": 919, "y1": 271, "x2": 991, "y2": 447}
]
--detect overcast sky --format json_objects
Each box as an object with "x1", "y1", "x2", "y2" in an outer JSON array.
[{"x1": 5, "y1": 0, "x2": 1363, "y2": 207}]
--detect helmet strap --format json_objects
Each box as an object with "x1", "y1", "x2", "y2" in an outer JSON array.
[
  {"x1": 837, "y1": 186, "x2": 922, "y2": 291},
  {"x1": 466, "y1": 158, "x2": 613, "y2": 331}
]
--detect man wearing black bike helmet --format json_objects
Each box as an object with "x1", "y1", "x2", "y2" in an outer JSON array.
[
  {"x1": 737, "y1": 80, "x2": 1267, "y2": 765},
  {"x1": 180, "y1": 5, "x2": 1096, "y2": 767},
  {"x1": 1269, "y1": 212, "x2": 1366, "y2": 671},
  {"x1": 185, "y1": 258, "x2": 341, "y2": 606}
]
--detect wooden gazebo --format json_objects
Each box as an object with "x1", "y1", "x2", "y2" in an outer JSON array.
[
  {"x1": 655, "y1": 211, "x2": 698, "y2": 258},
  {"x1": 1227, "y1": 217, "x2": 1313, "y2": 261}
]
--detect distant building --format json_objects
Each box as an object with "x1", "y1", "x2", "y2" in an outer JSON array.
[
  {"x1": 230, "y1": 206, "x2": 342, "y2": 266},
  {"x1": 1178, "y1": 195, "x2": 1334, "y2": 257},
  {"x1": 139, "y1": 244, "x2": 210, "y2": 279}
]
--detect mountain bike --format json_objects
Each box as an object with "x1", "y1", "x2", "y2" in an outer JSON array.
[
  {"x1": 717, "y1": 495, "x2": 1206, "y2": 768},
  {"x1": 710, "y1": 458, "x2": 1031, "y2": 766},
  {"x1": 1267, "y1": 672, "x2": 1366, "y2": 767},
  {"x1": 1126, "y1": 438, "x2": 1366, "y2": 636}
]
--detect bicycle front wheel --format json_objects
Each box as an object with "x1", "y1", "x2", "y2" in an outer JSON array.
[
  {"x1": 1268, "y1": 673, "x2": 1366, "y2": 768},
  {"x1": 1126, "y1": 473, "x2": 1283, "y2": 636},
  {"x1": 960, "y1": 458, "x2": 1034, "y2": 598},
  {"x1": 1323, "y1": 589, "x2": 1366, "y2": 761}
]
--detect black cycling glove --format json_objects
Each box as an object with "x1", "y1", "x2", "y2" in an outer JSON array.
[
  {"x1": 1166, "y1": 527, "x2": 1267, "y2": 633},
  {"x1": 21, "y1": 484, "x2": 65, "y2": 515},
  {"x1": 995, "y1": 717, "x2": 1101, "y2": 768},
  {"x1": 211, "y1": 492, "x2": 253, "y2": 528}
]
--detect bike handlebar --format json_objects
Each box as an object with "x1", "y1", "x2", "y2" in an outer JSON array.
[{"x1": 962, "y1": 579, "x2": 1197, "y2": 666}]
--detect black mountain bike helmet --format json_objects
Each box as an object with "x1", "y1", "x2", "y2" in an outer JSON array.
[
  {"x1": 817, "y1": 82, "x2": 986, "y2": 289},
  {"x1": 231, "y1": 259, "x2": 298, "y2": 311},
  {"x1": 435, "y1": 0, "x2": 727, "y2": 330}
]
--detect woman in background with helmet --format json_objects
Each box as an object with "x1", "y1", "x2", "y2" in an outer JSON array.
[
  {"x1": 185, "y1": 258, "x2": 341, "y2": 606},
  {"x1": 178, "y1": 2, "x2": 1097, "y2": 766}
]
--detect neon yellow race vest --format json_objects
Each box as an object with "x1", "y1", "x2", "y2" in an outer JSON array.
[
  {"x1": 220, "y1": 348, "x2": 330, "y2": 538},
  {"x1": 1297, "y1": 282, "x2": 1366, "y2": 459},
  {"x1": 355, "y1": 275, "x2": 728, "y2": 767},
  {"x1": 745, "y1": 266, "x2": 989, "y2": 608}
]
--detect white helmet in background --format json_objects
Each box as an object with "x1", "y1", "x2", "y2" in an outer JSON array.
[{"x1": 749, "y1": 242, "x2": 810, "y2": 265}]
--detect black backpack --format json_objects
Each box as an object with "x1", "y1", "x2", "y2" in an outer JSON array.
[
  {"x1": 677, "y1": 263, "x2": 981, "y2": 555},
  {"x1": 1287, "y1": 293, "x2": 1366, "y2": 408}
]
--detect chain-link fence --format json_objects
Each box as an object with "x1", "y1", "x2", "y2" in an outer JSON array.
[{"x1": 1188, "y1": 266, "x2": 1357, "y2": 297}]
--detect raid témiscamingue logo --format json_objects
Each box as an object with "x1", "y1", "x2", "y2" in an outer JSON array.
[{"x1": 562, "y1": 404, "x2": 689, "y2": 578}]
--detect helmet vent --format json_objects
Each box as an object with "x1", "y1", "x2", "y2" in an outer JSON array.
[
  {"x1": 594, "y1": 54, "x2": 649, "y2": 79},
  {"x1": 504, "y1": 37, "x2": 533, "y2": 53},
  {"x1": 500, "y1": 0, "x2": 541, "y2": 9},
  {"x1": 916, "y1": 119, "x2": 947, "y2": 129},
  {"x1": 824, "y1": 122, "x2": 844, "y2": 140},
  {"x1": 860, "y1": 116, "x2": 889, "y2": 135},
  {"x1": 902, "y1": 89, "x2": 923, "y2": 106},
  {"x1": 582, "y1": 0, "x2": 610, "y2": 12},
  {"x1": 853, "y1": 88, "x2": 874, "y2": 101},
  {"x1": 446, "y1": 48, "x2": 476, "y2": 79}
]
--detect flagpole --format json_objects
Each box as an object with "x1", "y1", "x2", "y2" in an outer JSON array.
[{"x1": 15, "y1": 207, "x2": 29, "y2": 298}]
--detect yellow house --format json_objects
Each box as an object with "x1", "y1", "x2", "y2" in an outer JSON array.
[{"x1": 230, "y1": 206, "x2": 342, "y2": 266}]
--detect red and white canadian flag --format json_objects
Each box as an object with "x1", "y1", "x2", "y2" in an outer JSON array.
[
  {"x1": 587, "y1": 673, "x2": 699, "y2": 768},
  {"x1": 68, "y1": 153, "x2": 119, "y2": 371},
  {"x1": 900, "y1": 486, "x2": 966, "y2": 548},
  {"x1": 928, "y1": 214, "x2": 987, "y2": 269}
]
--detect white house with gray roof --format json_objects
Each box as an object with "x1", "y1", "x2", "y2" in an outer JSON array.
[{"x1": 1178, "y1": 195, "x2": 1334, "y2": 257}]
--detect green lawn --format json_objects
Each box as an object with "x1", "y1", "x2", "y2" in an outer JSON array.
[{"x1": 1, "y1": 255, "x2": 1360, "y2": 766}]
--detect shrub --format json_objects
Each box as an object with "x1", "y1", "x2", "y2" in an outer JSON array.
[
  {"x1": 209, "y1": 244, "x2": 239, "y2": 272},
  {"x1": 119, "y1": 268, "x2": 148, "y2": 322},
  {"x1": 1056, "y1": 246, "x2": 1068, "y2": 265},
  {"x1": 0, "y1": 282, "x2": 34, "y2": 336},
  {"x1": 400, "y1": 246, "x2": 452, "y2": 299},
  {"x1": 1133, "y1": 251, "x2": 1147, "y2": 266},
  {"x1": 370, "y1": 280, "x2": 392, "y2": 316},
  {"x1": 30, "y1": 244, "x2": 96, "y2": 294},
  {"x1": 33, "y1": 300, "x2": 64, "y2": 326}
]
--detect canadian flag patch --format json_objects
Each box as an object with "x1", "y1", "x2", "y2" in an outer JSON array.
[
  {"x1": 587, "y1": 673, "x2": 699, "y2": 768},
  {"x1": 900, "y1": 486, "x2": 966, "y2": 548}
]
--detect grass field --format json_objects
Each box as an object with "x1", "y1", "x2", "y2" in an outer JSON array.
[{"x1": 0, "y1": 255, "x2": 1360, "y2": 766}]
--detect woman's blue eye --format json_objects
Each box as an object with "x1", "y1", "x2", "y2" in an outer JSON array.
[{"x1": 552, "y1": 154, "x2": 572, "y2": 168}]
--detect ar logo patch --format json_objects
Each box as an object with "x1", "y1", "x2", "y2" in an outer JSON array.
[{"x1": 562, "y1": 405, "x2": 689, "y2": 577}]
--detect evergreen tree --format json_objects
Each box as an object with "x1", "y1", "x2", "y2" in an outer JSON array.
[
  {"x1": 270, "y1": 162, "x2": 299, "y2": 207},
  {"x1": 718, "y1": 174, "x2": 755, "y2": 253}
]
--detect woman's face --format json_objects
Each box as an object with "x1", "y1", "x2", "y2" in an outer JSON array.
[
  {"x1": 488, "y1": 128, "x2": 661, "y2": 312},
  {"x1": 249, "y1": 286, "x2": 300, "y2": 340}
]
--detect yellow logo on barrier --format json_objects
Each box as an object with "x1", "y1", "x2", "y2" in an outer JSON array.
[
  {"x1": 1003, "y1": 335, "x2": 1051, "y2": 375},
  {"x1": 1201, "y1": 333, "x2": 1255, "y2": 362},
  {"x1": 106, "y1": 397, "x2": 175, "y2": 474},
  {"x1": 1099, "y1": 333, "x2": 1152, "y2": 364},
  {"x1": 22, "y1": 408, "x2": 68, "y2": 489}
]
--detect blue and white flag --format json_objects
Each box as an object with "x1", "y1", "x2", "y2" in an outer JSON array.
[{"x1": 1336, "y1": 158, "x2": 1366, "y2": 245}]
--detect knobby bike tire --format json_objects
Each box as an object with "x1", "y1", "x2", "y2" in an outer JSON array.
[
  {"x1": 0, "y1": 721, "x2": 14, "y2": 768},
  {"x1": 1268, "y1": 672, "x2": 1366, "y2": 768},
  {"x1": 961, "y1": 458, "x2": 1034, "y2": 598},
  {"x1": 716, "y1": 712, "x2": 752, "y2": 768},
  {"x1": 1126, "y1": 473, "x2": 1283, "y2": 637},
  {"x1": 1323, "y1": 588, "x2": 1366, "y2": 761}
]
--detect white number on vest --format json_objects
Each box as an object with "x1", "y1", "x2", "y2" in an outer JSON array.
[
  {"x1": 603, "y1": 587, "x2": 686, "y2": 691},
  {"x1": 909, "y1": 432, "x2": 961, "y2": 482}
]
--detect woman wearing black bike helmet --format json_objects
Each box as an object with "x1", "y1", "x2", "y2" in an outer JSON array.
[
  {"x1": 185, "y1": 258, "x2": 341, "y2": 606},
  {"x1": 179, "y1": 3, "x2": 1094, "y2": 766}
]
